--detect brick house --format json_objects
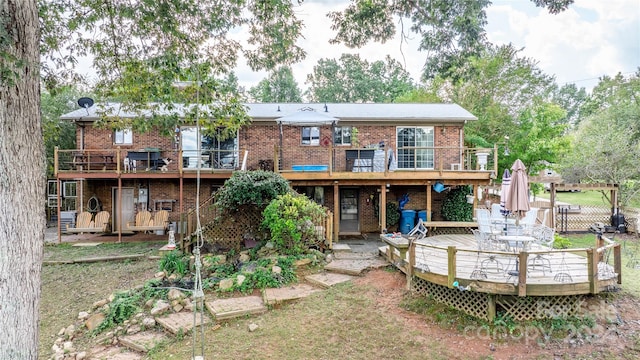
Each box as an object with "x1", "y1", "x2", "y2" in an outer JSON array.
[{"x1": 53, "y1": 102, "x2": 496, "y2": 241}]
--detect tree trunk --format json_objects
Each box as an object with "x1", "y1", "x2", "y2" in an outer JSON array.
[{"x1": 0, "y1": 0, "x2": 45, "y2": 358}]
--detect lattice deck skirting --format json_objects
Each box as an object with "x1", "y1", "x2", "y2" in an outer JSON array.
[{"x1": 411, "y1": 277, "x2": 584, "y2": 321}]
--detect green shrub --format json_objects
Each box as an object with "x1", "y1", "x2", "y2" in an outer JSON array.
[
  {"x1": 441, "y1": 186, "x2": 473, "y2": 221},
  {"x1": 159, "y1": 250, "x2": 191, "y2": 277},
  {"x1": 215, "y1": 170, "x2": 292, "y2": 213},
  {"x1": 386, "y1": 202, "x2": 400, "y2": 228},
  {"x1": 95, "y1": 291, "x2": 140, "y2": 333},
  {"x1": 553, "y1": 233, "x2": 572, "y2": 249},
  {"x1": 262, "y1": 193, "x2": 326, "y2": 255}
]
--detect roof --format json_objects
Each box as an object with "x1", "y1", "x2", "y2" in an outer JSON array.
[{"x1": 60, "y1": 102, "x2": 477, "y2": 123}]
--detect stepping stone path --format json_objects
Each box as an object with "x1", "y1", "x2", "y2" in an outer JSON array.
[
  {"x1": 58, "y1": 240, "x2": 392, "y2": 359},
  {"x1": 263, "y1": 284, "x2": 320, "y2": 305},
  {"x1": 305, "y1": 272, "x2": 355, "y2": 288},
  {"x1": 119, "y1": 331, "x2": 169, "y2": 353},
  {"x1": 156, "y1": 311, "x2": 211, "y2": 335},
  {"x1": 205, "y1": 295, "x2": 267, "y2": 320}
]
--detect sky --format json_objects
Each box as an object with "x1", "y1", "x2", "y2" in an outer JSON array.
[
  {"x1": 229, "y1": 0, "x2": 640, "y2": 94},
  {"x1": 73, "y1": 0, "x2": 639, "y2": 95}
]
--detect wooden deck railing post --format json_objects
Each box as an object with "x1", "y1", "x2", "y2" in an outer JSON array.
[
  {"x1": 54, "y1": 146, "x2": 59, "y2": 176},
  {"x1": 518, "y1": 251, "x2": 528, "y2": 296},
  {"x1": 614, "y1": 244, "x2": 622, "y2": 284},
  {"x1": 447, "y1": 246, "x2": 457, "y2": 288},
  {"x1": 487, "y1": 295, "x2": 496, "y2": 322},
  {"x1": 407, "y1": 240, "x2": 416, "y2": 290},
  {"x1": 587, "y1": 248, "x2": 599, "y2": 294}
]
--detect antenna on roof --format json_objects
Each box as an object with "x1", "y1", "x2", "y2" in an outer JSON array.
[{"x1": 77, "y1": 97, "x2": 94, "y2": 115}]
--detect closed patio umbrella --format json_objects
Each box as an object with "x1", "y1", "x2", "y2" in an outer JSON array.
[
  {"x1": 500, "y1": 168, "x2": 511, "y2": 216},
  {"x1": 506, "y1": 159, "x2": 530, "y2": 224}
]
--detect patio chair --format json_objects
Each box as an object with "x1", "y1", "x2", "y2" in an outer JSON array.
[
  {"x1": 126, "y1": 210, "x2": 152, "y2": 231},
  {"x1": 490, "y1": 203, "x2": 504, "y2": 223},
  {"x1": 407, "y1": 218, "x2": 428, "y2": 240},
  {"x1": 527, "y1": 225, "x2": 555, "y2": 275},
  {"x1": 149, "y1": 210, "x2": 170, "y2": 231},
  {"x1": 65, "y1": 211, "x2": 93, "y2": 233},
  {"x1": 92, "y1": 211, "x2": 110, "y2": 232},
  {"x1": 476, "y1": 209, "x2": 503, "y2": 248}
]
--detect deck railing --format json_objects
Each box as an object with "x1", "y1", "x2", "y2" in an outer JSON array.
[
  {"x1": 275, "y1": 144, "x2": 498, "y2": 174},
  {"x1": 402, "y1": 233, "x2": 621, "y2": 298},
  {"x1": 55, "y1": 145, "x2": 498, "y2": 175}
]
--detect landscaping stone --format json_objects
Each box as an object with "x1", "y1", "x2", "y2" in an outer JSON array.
[
  {"x1": 294, "y1": 258, "x2": 312, "y2": 267},
  {"x1": 323, "y1": 258, "x2": 388, "y2": 276},
  {"x1": 263, "y1": 284, "x2": 320, "y2": 305},
  {"x1": 142, "y1": 317, "x2": 156, "y2": 328},
  {"x1": 89, "y1": 345, "x2": 144, "y2": 360},
  {"x1": 237, "y1": 274, "x2": 246, "y2": 286},
  {"x1": 205, "y1": 295, "x2": 267, "y2": 320},
  {"x1": 305, "y1": 273, "x2": 355, "y2": 288},
  {"x1": 64, "y1": 324, "x2": 76, "y2": 338},
  {"x1": 150, "y1": 300, "x2": 171, "y2": 316},
  {"x1": 119, "y1": 331, "x2": 168, "y2": 353},
  {"x1": 219, "y1": 278, "x2": 234, "y2": 290},
  {"x1": 156, "y1": 311, "x2": 211, "y2": 335},
  {"x1": 85, "y1": 313, "x2": 104, "y2": 332},
  {"x1": 78, "y1": 311, "x2": 89, "y2": 320},
  {"x1": 248, "y1": 323, "x2": 259, "y2": 332},
  {"x1": 93, "y1": 299, "x2": 109, "y2": 308},
  {"x1": 167, "y1": 288, "x2": 184, "y2": 301},
  {"x1": 272, "y1": 265, "x2": 282, "y2": 274}
]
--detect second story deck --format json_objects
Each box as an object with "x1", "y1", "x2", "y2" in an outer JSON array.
[{"x1": 55, "y1": 145, "x2": 499, "y2": 185}]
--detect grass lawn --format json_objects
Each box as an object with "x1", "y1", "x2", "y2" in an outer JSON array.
[{"x1": 565, "y1": 232, "x2": 640, "y2": 297}]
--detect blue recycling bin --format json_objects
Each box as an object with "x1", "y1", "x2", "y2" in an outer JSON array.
[
  {"x1": 418, "y1": 210, "x2": 428, "y2": 223},
  {"x1": 400, "y1": 210, "x2": 417, "y2": 234}
]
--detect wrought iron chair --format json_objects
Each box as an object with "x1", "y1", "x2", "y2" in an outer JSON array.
[{"x1": 527, "y1": 225, "x2": 555, "y2": 275}]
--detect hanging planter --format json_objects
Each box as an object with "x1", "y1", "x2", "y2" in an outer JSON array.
[{"x1": 466, "y1": 194, "x2": 474, "y2": 204}]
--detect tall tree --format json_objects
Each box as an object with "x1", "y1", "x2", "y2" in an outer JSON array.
[
  {"x1": 39, "y1": 0, "x2": 307, "y2": 138},
  {"x1": 550, "y1": 83, "x2": 588, "y2": 129},
  {"x1": 249, "y1": 66, "x2": 303, "y2": 102},
  {"x1": 0, "y1": 0, "x2": 45, "y2": 357},
  {"x1": 328, "y1": 0, "x2": 574, "y2": 80},
  {"x1": 306, "y1": 53, "x2": 414, "y2": 103},
  {"x1": 559, "y1": 72, "x2": 640, "y2": 206}
]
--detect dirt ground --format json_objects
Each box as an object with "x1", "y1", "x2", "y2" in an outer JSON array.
[{"x1": 356, "y1": 269, "x2": 640, "y2": 359}]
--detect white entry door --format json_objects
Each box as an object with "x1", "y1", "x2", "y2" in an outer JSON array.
[{"x1": 112, "y1": 187, "x2": 135, "y2": 233}]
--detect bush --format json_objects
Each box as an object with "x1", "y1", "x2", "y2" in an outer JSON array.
[
  {"x1": 262, "y1": 193, "x2": 326, "y2": 255},
  {"x1": 159, "y1": 250, "x2": 191, "y2": 277},
  {"x1": 386, "y1": 202, "x2": 400, "y2": 228},
  {"x1": 441, "y1": 186, "x2": 473, "y2": 221},
  {"x1": 215, "y1": 170, "x2": 292, "y2": 213}
]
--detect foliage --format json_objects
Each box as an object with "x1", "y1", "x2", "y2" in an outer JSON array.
[
  {"x1": 327, "y1": 0, "x2": 573, "y2": 80},
  {"x1": 41, "y1": 86, "x2": 82, "y2": 176},
  {"x1": 215, "y1": 170, "x2": 292, "y2": 213},
  {"x1": 262, "y1": 193, "x2": 327, "y2": 255},
  {"x1": 553, "y1": 234, "x2": 572, "y2": 249},
  {"x1": 94, "y1": 291, "x2": 140, "y2": 333},
  {"x1": 441, "y1": 186, "x2": 473, "y2": 221},
  {"x1": 248, "y1": 66, "x2": 303, "y2": 103},
  {"x1": 221, "y1": 255, "x2": 300, "y2": 294},
  {"x1": 39, "y1": 0, "x2": 306, "y2": 136},
  {"x1": 385, "y1": 202, "x2": 400, "y2": 228},
  {"x1": 558, "y1": 72, "x2": 640, "y2": 207},
  {"x1": 305, "y1": 54, "x2": 415, "y2": 103},
  {"x1": 158, "y1": 250, "x2": 191, "y2": 277}
]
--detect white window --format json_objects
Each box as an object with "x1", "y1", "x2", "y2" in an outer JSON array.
[
  {"x1": 396, "y1": 127, "x2": 434, "y2": 169},
  {"x1": 334, "y1": 126, "x2": 351, "y2": 145},
  {"x1": 114, "y1": 128, "x2": 133, "y2": 144},
  {"x1": 302, "y1": 126, "x2": 320, "y2": 145}
]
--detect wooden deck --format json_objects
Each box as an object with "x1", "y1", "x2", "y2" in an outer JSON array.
[{"x1": 383, "y1": 233, "x2": 621, "y2": 297}]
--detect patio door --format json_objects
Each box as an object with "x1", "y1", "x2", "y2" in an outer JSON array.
[
  {"x1": 112, "y1": 187, "x2": 135, "y2": 233},
  {"x1": 340, "y1": 188, "x2": 359, "y2": 234}
]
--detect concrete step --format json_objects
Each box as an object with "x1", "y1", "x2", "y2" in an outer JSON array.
[
  {"x1": 331, "y1": 243, "x2": 352, "y2": 253},
  {"x1": 156, "y1": 311, "x2": 211, "y2": 335},
  {"x1": 205, "y1": 295, "x2": 267, "y2": 320},
  {"x1": 263, "y1": 284, "x2": 320, "y2": 305},
  {"x1": 119, "y1": 331, "x2": 169, "y2": 353}
]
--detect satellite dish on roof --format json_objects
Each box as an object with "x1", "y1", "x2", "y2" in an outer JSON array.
[{"x1": 77, "y1": 97, "x2": 94, "y2": 109}]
